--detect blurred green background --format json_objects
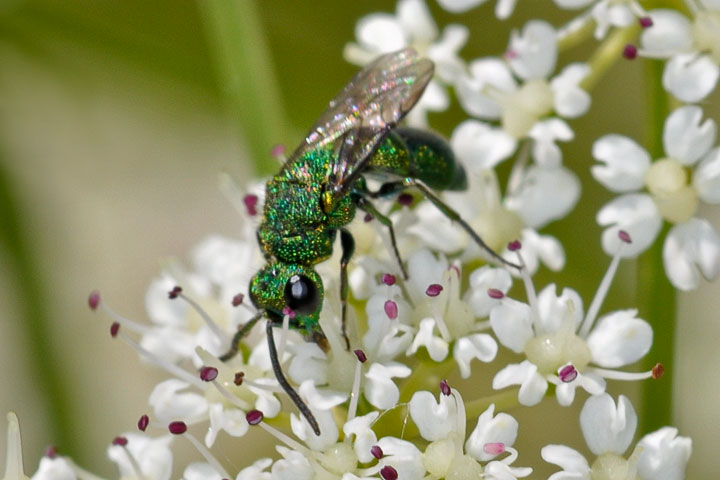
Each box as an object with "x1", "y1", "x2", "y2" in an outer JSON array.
[{"x1": 1, "y1": 0, "x2": 718, "y2": 478}]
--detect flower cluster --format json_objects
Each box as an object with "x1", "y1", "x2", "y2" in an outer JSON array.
[{"x1": 5, "y1": 0, "x2": 717, "y2": 478}]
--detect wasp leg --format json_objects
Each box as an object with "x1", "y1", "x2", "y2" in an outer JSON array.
[
  {"x1": 356, "y1": 197, "x2": 408, "y2": 280},
  {"x1": 219, "y1": 310, "x2": 265, "y2": 361},
  {"x1": 401, "y1": 177, "x2": 521, "y2": 270},
  {"x1": 339, "y1": 228, "x2": 355, "y2": 351},
  {"x1": 266, "y1": 319, "x2": 321, "y2": 435}
]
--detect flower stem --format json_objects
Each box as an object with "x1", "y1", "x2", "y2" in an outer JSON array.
[
  {"x1": 637, "y1": 58, "x2": 675, "y2": 435},
  {"x1": 581, "y1": 25, "x2": 639, "y2": 92},
  {"x1": 197, "y1": 0, "x2": 293, "y2": 175}
]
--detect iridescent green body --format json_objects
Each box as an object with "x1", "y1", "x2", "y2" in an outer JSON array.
[{"x1": 250, "y1": 128, "x2": 462, "y2": 335}]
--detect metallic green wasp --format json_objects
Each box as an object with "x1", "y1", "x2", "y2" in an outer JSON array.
[{"x1": 222, "y1": 48, "x2": 515, "y2": 435}]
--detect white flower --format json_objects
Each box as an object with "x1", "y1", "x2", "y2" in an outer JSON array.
[
  {"x1": 456, "y1": 20, "x2": 590, "y2": 163},
  {"x1": 3, "y1": 413, "x2": 29, "y2": 480},
  {"x1": 543, "y1": 394, "x2": 692, "y2": 480},
  {"x1": 408, "y1": 387, "x2": 531, "y2": 479},
  {"x1": 437, "y1": 0, "x2": 519, "y2": 20},
  {"x1": 344, "y1": 0, "x2": 468, "y2": 126},
  {"x1": 489, "y1": 245, "x2": 654, "y2": 405},
  {"x1": 641, "y1": 7, "x2": 720, "y2": 102},
  {"x1": 592, "y1": 105, "x2": 720, "y2": 290}
]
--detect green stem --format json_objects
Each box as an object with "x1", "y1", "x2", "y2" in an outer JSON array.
[
  {"x1": 637, "y1": 58, "x2": 675, "y2": 435},
  {"x1": 197, "y1": 0, "x2": 292, "y2": 175},
  {"x1": 0, "y1": 163, "x2": 76, "y2": 457},
  {"x1": 464, "y1": 389, "x2": 520, "y2": 418},
  {"x1": 581, "y1": 25, "x2": 639, "y2": 92}
]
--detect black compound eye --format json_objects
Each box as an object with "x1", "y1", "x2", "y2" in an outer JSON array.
[{"x1": 284, "y1": 275, "x2": 319, "y2": 315}]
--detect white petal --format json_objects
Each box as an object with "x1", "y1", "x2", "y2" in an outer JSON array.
[
  {"x1": 493, "y1": 361, "x2": 548, "y2": 406},
  {"x1": 451, "y1": 120, "x2": 517, "y2": 171},
  {"x1": 663, "y1": 219, "x2": 720, "y2": 290},
  {"x1": 108, "y1": 434, "x2": 174, "y2": 480},
  {"x1": 454, "y1": 333, "x2": 499, "y2": 378},
  {"x1": 407, "y1": 318, "x2": 450, "y2": 361},
  {"x1": 508, "y1": 21, "x2": 558, "y2": 80},
  {"x1": 640, "y1": 10, "x2": 693, "y2": 56},
  {"x1": 495, "y1": 0, "x2": 518, "y2": 18},
  {"x1": 288, "y1": 342, "x2": 328, "y2": 385},
  {"x1": 536, "y1": 284, "x2": 584, "y2": 334},
  {"x1": 397, "y1": 0, "x2": 438, "y2": 43},
  {"x1": 586, "y1": 309, "x2": 653, "y2": 367},
  {"x1": 664, "y1": 105, "x2": 717, "y2": 165},
  {"x1": 465, "y1": 404, "x2": 519, "y2": 461},
  {"x1": 355, "y1": 14, "x2": 407, "y2": 53},
  {"x1": 31, "y1": 457, "x2": 76, "y2": 480},
  {"x1": 236, "y1": 458, "x2": 272, "y2": 480},
  {"x1": 489, "y1": 299, "x2": 534, "y2": 352},
  {"x1": 344, "y1": 412, "x2": 379, "y2": 463},
  {"x1": 551, "y1": 63, "x2": 591, "y2": 118},
  {"x1": 465, "y1": 266, "x2": 513, "y2": 317},
  {"x1": 436, "y1": 0, "x2": 487, "y2": 13},
  {"x1": 541, "y1": 444, "x2": 591, "y2": 479},
  {"x1": 272, "y1": 447, "x2": 314, "y2": 480},
  {"x1": 506, "y1": 165, "x2": 580, "y2": 229},
  {"x1": 663, "y1": 53, "x2": 720, "y2": 103},
  {"x1": 148, "y1": 380, "x2": 208, "y2": 423},
  {"x1": 580, "y1": 394, "x2": 637, "y2": 456},
  {"x1": 694, "y1": 147, "x2": 720, "y2": 203},
  {"x1": 183, "y1": 462, "x2": 222, "y2": 480},
  {"x1": 528, "y1": 118, "x2": 574, "y2": 167},
  {"x1": 553, "y1": 0, "x2": 594, "y2": 8},
  {"x1": 364, "y1": 362, "x2": 411, "y2": 409},
  {"x1": 205, "y1": 403, "x2": 249, "y2": 447},
  {"x1": 591, "y1": 134, "x2": 651, "y2": 192},
  {"x1": 409, "y1": 391, "x2": 456, "y2": 441},
  {"x1": 596, "y1": 194, "x2": 662, "y2": 257},
  {"x1": 428, "y1": 24, "x2": 469, "y2": 83},
  {"x1": 636, "y1": 427, "x2": 692, "y2": 480},
  {"x1": 376, "y1": 437, "x2": 426, "y2": 480}
]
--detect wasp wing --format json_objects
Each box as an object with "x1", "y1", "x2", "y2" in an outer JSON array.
[{"x1": 283, "y1": 48, "x2": 433, "y2": 194}]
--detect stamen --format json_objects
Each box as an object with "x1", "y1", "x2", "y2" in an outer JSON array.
[
  {"x1": 172, "y1": 288, "x2": 227, "y2": 345},
  {"x1": 384, "y1": 300, "x2": 398, "y2": 320},
  {"x1": 382, "y1": 274, "x2": 396, "y2": 286},
  {"x1": 639, "y1": 16, "x2": 653, "y2": 28},
  {"x1": 397, "y1": 193, "x2": 413, "y2": 207},
  {"x1": 484, "y1": 442, "x2": 506, "y2": 455},
  {"x1": 579, "y1": 231, "x2": 626, "y2": 337},
  {"x1": 137, "y1": 415, "x2": 149, "y2": 432},
  {"x1": 168, "y1": 421, "x2": 187, "y2": 435},
  {"x1": 515, "y1": 251, "x2": 539, "y2": 319},
  {"x1": 173, "y1": 423, "x2": 231, "y2": 479},
  {"x1": 89, "y1": 291, "x2": 148, "y2": 334},
  {"x1": 487, "y1": 288, "x2": 505, "y2": 299},
  {"x1": 200, "y1": 366, "x2": 219, "y2": 382},
  {"x1": 425, "y1": 284, "x2": 443, "y2": 297},
  {"x1": 440, "y1": 379, "x2": 451, "y2": 396},
  {"x1": 589, "y1": 367, "x2": 656, "y2": 381},
  {"x1": 364, "y1": 213, "x2": 374, "y2": 223},
  {"x1": 113, "y1": 437, "x2": 144, "y2": 479},
  {"x1": 348, "y1": 350, "x2": 365, "y2": 421},
  {"x1": 206, "y1": 373, "x2": 253, "y2": 411},
  {"x1": 371, "y1": 445, "x2": 384, "y2": 459},
  {"x1": 623, "y1": 44, "x2": 638, "y2": 60},
  {"x1": 380, "y1": 465, "x2": 398, "y2": 480},
  {"x1": 234, "y1": 371, "x2": 245, "y2": 386},
  {"x1": 271, "y1": 144, "x2": 287, "y2": 162},
  {"x1": 45, "y1": 446, "x2": 58, "y2": 459},
  {"x1": 117, "y1": 331, "x2": 204, "y2": 388},
  {"x1": 652, "y1": 363, "x2": 665, "y2": 379},
  {"x1": 232, "y1": 293, "x2": 245, "y2": 307},
  {"x1": 248, "y1": 410, "x2": 313, "y2": 456},
  {"x1": 244, "y1": 194, "x2": 259, "y2": 217},
  {"x1": 110, "y1": 322, "x2": 120, "y2": 338},
  {"x1": 559, "y1": 364, "x2": 578, "y2": 383}
]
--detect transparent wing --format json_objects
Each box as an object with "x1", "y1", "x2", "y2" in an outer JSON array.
[{"x1": 283, "y1": 48, "x2": 434, "y2": 193}]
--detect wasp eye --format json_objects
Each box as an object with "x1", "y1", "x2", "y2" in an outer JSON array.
[{"x1": 284, "y1": 274, "x2": 320, "y2": 315}]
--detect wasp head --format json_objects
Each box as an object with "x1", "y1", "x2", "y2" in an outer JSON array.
[{"x1": 249, "y1": 262, "x2": 324, "y2": 335}]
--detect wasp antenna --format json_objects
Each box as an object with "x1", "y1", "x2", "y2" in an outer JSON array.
[{"x1": 265, "y1": 319, "x2": 321, "y2": 436}]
